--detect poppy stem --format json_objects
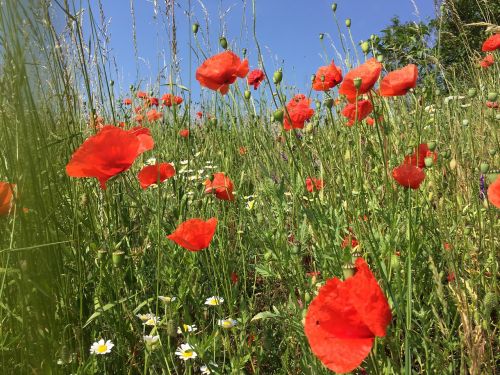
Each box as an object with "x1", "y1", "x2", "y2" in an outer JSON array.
[{"x1": 404, "y1": 188, "x2": 413, "y2": 375}]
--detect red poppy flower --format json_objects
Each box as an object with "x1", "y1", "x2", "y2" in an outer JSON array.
[
  {"x1": 312, "y1": 60, "x2": 343, "y2": 91},
  {"x1": 479, "y1": 54, "x2": 495, "y2": 68},
  {"x1": 247, "y1": 69, "x2": 265, "y2": 89},
  {"x1": 486, "y1": 101, "x2": 499, "y2": 109},
  {"x1": 404, "y1": 143, "x2": 437, "y2": 168},
  {"x1": 146, "y1": 109, "x2": 162, "y2": 122},
  {"x1": 304, "y1": 258, "x2": 392, "y2": 374},
  {"x1": 447, "y1": 272, "x2": 455, "y2": 283},
  {"x1": 196, "y1": 51, "x2": 249, "y2": 95},
  {"x1": 118, "y1": 122, "x2": 125, "y2": 128},
  {"x1": 123, "y1": 98, "x2": 132, "y2": 105},
  {"x1": 66, "y1": 126, "x2": 145, "y2": 189},
  {"x1": 239, "y1": 146, "x2": 247, "y2": 155},
  {"x1": 167, "y1": 218, "x2": 218, "y2": 251},
  {"x1": 341, "y1": 229, "x2": 359, "y2": 249},
  {"x1": 0, "y1": 182, "x2": 15, "y2": 216},
  {"x1": 230, "y1": 271, "x2": 239, "y2": 284},
  {"x1": 161, "y1": 94, "x2": 183, "y2": 107},
  {"x1": 306, "y1": 271, "x2": 321, "y2": 277},
  {"x1": 174, "y1": 96, "x2": 183, "y2": 105},
  {"x1": 283, "y1": 94, "x2": 315, "y2": 131},
  {"x1": 179, "y1": 129, "x2": 190, "y2": 138},
  {"x1": 339, "y1": 58, "x2": 382, "y2": 102},
  {"x1": 392, "y1": 164, "x2": 425, "y2": 189},
  {"x1": 379, "y1": 64, "x2": 418, "y2": 97},
  {"x1": 137, "y1": 91, "x2": 148, "y2": 99},
  {"x1": 137, "y1": 163, "x2": 175, "y2": 189},
  {"x1": 196, "y1": 111, "x2": 203, "y2": 119},
  {"x1": 148, "y1": 97, "x2": 159, "y2": 107},
  {"x1": 204, "y1": 172, "x2": 235, "y2": 201},
  {"x1": 341, "y1": 100, "x2": 373, "y2": 126},
  {"x1": 482, "y1": 34, "x2": 500, "y2": 52},
  {"x1": 134, "y1": 106, "x2": 142, "y2": 114},
  {"x1": 135, "y1": 114, "x2": 144, "y2": 123},
  {"x1": 306, "y1": 177, "x2": 324, "y2": 193},
  {"x1": 487, "y1": 175, "x2": 500, "y2": 208},
  {"x1": 127, "y1": 126, "x2": 154, "y2": 154}
]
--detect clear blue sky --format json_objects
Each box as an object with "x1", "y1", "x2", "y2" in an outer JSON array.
[{"x1": 83, "y1": 0, "x2": 435, "y2": 98}]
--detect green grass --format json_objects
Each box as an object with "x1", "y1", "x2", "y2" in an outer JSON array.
[{"x1": 0, "y1": 0, "x2": 498, "y2": 374}]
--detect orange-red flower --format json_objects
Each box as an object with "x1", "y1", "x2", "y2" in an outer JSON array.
[
  {"x1": 304, "y1": 258, "x2": 392, "y2": 374},
  {"x1": 239, "y1": 146, "x2": 247, "y2": 155},
  {"x1": 123, "y1": 98, "x2": 132, "y2": 105},
  {"x1": 487, "y1": 175, "x2": 500, "y2": 208},
  {"x1": 167, "y1": 218, "x2": 218, "y2": 251},
  {"x1": 404, "y1": 143, "x2": 437, "y2": 168},
  {"x1": 127, "y1": 126, "x2": 154, "y2": 154},
  {"x1": 137, "y1": 91, "x2": 148, "y2": 99},
  {"x1": 204, "y1": 172, "x2": 235, "y2": 201},
  {"x1": 341, "y1": 228, "x2": 359, "y2": 249},
  {"x1": 392, "y1": 164, "x2": 425, "y2": 189},
  {"x1": 379, "y1": 64, "x2": 418, "y2": 97},
  {"x1": 196, "y1": 51, "x2": 249, "y2": 95},
  {"x1": 148, "y1": 97, "x2": 159, "y2": 107},
  {"x1": 162, "y1": 94, "x2": 183, "y2": 107},
  {"x1": 339, "y1": 58, "x2": 382, "y2": 102},
  {"x1": 247, "y1": 69, "x2": 265, "y2": 89},
  {"x1": 135, "y1": 114, "x2": 144, "y2": 123},
  {"x1": 312, "y1": 60, "x2": 343, "y2": 91},
  {"x1": 341, "y1": 100, "x2": 373, "y2": 126},
  {"x1": 479, "y1": 54, "x2": 495, "y2": 68},
  {"x1": 306, "y1": 177, "x2": 324, "y2": 193},
  {"x1": 137, "y1": 163, "x2": 175, "y2": 189},
  {"x1": 0, "y1": 182, "x2": 15, "y2": 216},
  {"x1": 482, "y1": 34, "x2": 500, "y2": 52},
  {"x1": 66, "y1": 126, "x2": 150, "y2": 189},
  {"x1": 146, "y1": 109, "x2": 162, "y2": 122},
  {"x1": 179, "y1": 129, "x2": 190, "y2": 138},
  {"x1": 486, "y1": 101, "x2": 499, "y2": 109},
  {"x1": 283, "y1": 94, "x2": 315, "y2": 131}
]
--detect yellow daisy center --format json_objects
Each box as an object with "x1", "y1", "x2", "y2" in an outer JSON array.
[
  {"x1": 96, "y1": 344, "x2": 108, "y2": 353},
  {"x1": 182, "y1": 350, "x2": 193, "y2": 359},
  {"x1": 222, "y1": 321, "x2": 232, "y2": 328}
]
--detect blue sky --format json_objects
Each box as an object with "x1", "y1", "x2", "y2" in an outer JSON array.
[{"x1": 83, "y1": 0, "x2": 435, "y2": 98}]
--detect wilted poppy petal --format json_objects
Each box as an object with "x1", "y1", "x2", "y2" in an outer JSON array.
[
  {"x1": 138, "y1": 163, "x2": 175, "y2": 189},
  {"x1": 167, "y1": 218, "x2": 218, "y2": 251}
]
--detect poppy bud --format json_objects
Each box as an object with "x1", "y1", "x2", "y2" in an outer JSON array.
[
  {"x1": 244, "y1": 90, "x2": 251, "y2": 100},
  {"x1": 97, "y1": 249, "x2": 107, "y2": 260},
  {"x1": 112, "y1": 251, "x2": 125, "y2": 266},
  {"x1": 319, "y1": 33, "x2": 324, "y2": 40},
  {"x1": 304, "y1": 292, "x2": 311, "y2": 303},
  {"x1": 219, "y1": 37, "x2": 228, "y2": 50},
  {"x1": 315, "y1": 100, "x2": 321, "y2": 109},
  {"x1": 192, "y1": 23, "x2": 199, "y2": 34},
  {"x1": 427, "y1": 141, "x2": 437, "y2": 151},
  {"x1": 424, "y1": 157, "x2": 434, "y2": 168},
  {"x1": 273, "y1": 69, "x2": 283, "y2": 84},
  {"x1": 440, "y1": 4, "x2": 445, "y2": 13},
  {"x1": 331, "y1": 3, "x2": 337, "y2": 12},
  {"x1": 487, "y1": 92, "x2": 498, "y2": 101},
  {"x1": 361, "y1": 41, "x2": 370, "y2": 53},
  {"x1": 353, "y1": 77, "x2": 362, "y2": 90},
  {"x1": 480, "y1": 163, "x2": 489, "y2": 173},
  {"x1": 483, "y1": 292, "x2": 497, "y2": 319},
  {"x1": 342, "y1": 263, "x2": 355, "y2": 279},
  {"x1": 345, "y1": 18, "x2": 351, "y2": 28},
  {"x1": 443, "y1": 150, "x2": 451, "y2": 159},
  {"x1": 273, "y1": 109, "x2": 284, "y2": 122},
  {"x1": 110, "y1": 80, "x2": 114, "y2": 86},
  {"x1": 449, "y1": 159, "x2": 457, "y2": 170},
  {"x1": 467, "y1": 88, "x2": 477, "y2": 98},
  {"x1": 210, "y1": 118, "x2": 218, "y2": 126},
  {"x1": 324, "y1": 98, "x2": 334, "y2": 109},
  {"x1": 377, "y1": 54, "x2": 384, "y2": 62},
  {"x1": 462, "y1": 119, "x2": 469, "y2": 127},
  {"x1": 242, "y1": 48, "x2": 247, "y2": 58}
]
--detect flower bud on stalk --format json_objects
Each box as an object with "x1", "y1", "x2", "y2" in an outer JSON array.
[
  {"x1": 273, "y1": 68, "x2": 283, "y2": 84},
  {"x1": 192, "y1": 23, "x2": 199, "y2": 34},
  {"x1": 331, "y1": 3, "x2": 337, "y2": 12},
  {"x1": 345, "y1": 18, "x2": 351, "y2": 28},
  {"x1": 219, "y1": 37, "x2": 228, "y2": 50},
  {"x1": 112, "y1": 251, "x2": 125, "y2": 266},
  {"x1": 361, "y1": 41, "x2": 370, "y2": 54},
  {"x1": 244, "y1": 90, "x2": 251, "y2": 100}
]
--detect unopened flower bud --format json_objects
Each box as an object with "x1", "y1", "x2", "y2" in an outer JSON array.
[
  {"x1": 480, "y1": 163, "x2": 489, "y2": 173},
  {"x1": 361, "y1": 41, "x2": 370, "y2": 53},
  {"x1": 353, "y1": 77, "x2": 362, "y2": 90},
  {"x1": 219, "y1": 37, "x2": 228, "y2": 49},
  {"x1": 315, "y1": 100, "x2": 321, "y2": 109},
  {"x1": 487, "y1": 92, "x2": 498, "y2": 101},
  {"x1": 112, "y1": 251, "x2": 125, "y2": 266},
  {"x1": 244, "y1": 90, "x2": 251, "y2": 100},
  {"x1": 331, "y1": 3, "x2": 337, "y2": 12},
  {"x1": 273, "y1": 68, "x2": 283, "y2": 84},
  {"x1": 192, "y1": 23, "x2": 199, "y2": 34},
  {"x1": 345, "y1": 18, "x2": 351, "y2": 28},
  {"x1": 467, "y1": 88, "x2": 477, "y2": 98},
  {"x1": 377, "y1": 54, "x2": 384, "y2": 62},
  {"x1": 424, "y1": 157, "x2": 434, "y2": 168},
  {"x1": 273, "y1": 109, "x2": 284, "y2": 122},
  {"x1": 319, "y1": 33, "x2": 324, "y2": 40},
  {"x1": 310, "y1": 74, "x2": 316, "y2": 83},
  {"x1": 427, "y1": 141, "x2": 437, "y2": 151},
  {"x1": 242, "y1": 48, "x2": 247, "y2": 58}
]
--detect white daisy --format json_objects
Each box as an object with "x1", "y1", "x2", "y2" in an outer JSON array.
[
  {"x1": 90, "y1": 339, "x2": 114, "y2": 355},
  {"x1": 137, "y1": 313, "x2": 160, "y2": 326},
  {"x1": 180, "y1": 159, "x2": 189, "y2": 165},
  {"x1": 175, "y1": 343, "x2": 197, "y2": 361},
  {"x1": 200, "y1": 362, "x2": 218, "y2": 374},
  {"x1": 158, "y1": 296, "x2": 176, "y2": 303},
  {"x1": 177, "y1": 323, "x2": 197, "y2": 334},
  {"x1": 145, "y1": 157, "x2": 157, "y2": 165},
  {"x1": 143, "y1": 335, "x2": 160, "y2": 345},
  {"x1": 204, "y1": 296, "x2": 224, "y2": 306},
  {"x1": 217, "y1": 318, "x2": 238, "y2": 329}
]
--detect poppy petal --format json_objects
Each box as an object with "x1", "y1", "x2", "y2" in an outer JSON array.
[
  {"x1": 167, "y1": 218, "x2": 218, "y2": 251},
  {"x1": 487, "y1": 175, "x2": 500, "y2": 208}
]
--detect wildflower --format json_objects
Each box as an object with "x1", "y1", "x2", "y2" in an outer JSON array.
[
  {"x1": 179, "y1": 129, "x2": 190, "y2": 138},
  {"x1": 480, "y1": 54, "x2": 495, "y2": 68},
  {"x1": 404, "y1": 143, "x2": 437, "y2": 168},
  {"x1": 341, "y1": 100, "x2": 373, "y2": 125},
  {"x1": 175, "y1": 343, "x2": 197, "y2": 361},
  {"x1": 142, "y1": 314, "x2": 160, "y2": 326},
  {"x1": 230, "y1": 271, "x2": 239, "y2": 284},
  {"x1": 482, "y1": 33, "x2": 500, "y2": 52},
  {"x1": 486, "y1": 101, "x2": 499, "y2": 109},
  {"x1": 379, "y1": 64, "x2": 418, "y2": 96},
  {"x1": 143, "y1": 335, "x2": 160, "y2": 349},
  {"x1": 247, "y1": 69, "x2": 265, "y2": 89},
  {"x1": 312, "y1": 60, "x2": 343, "y2": 91},
  {"x1": 487, "y1": 175, "x2": 500, "y2": 208},
  {"x1": 304, "y1": 258, "x2": 392, "y2": 374},
  {"x1": 392, "y1": 164, "x2": 426, "y2": 189},
  {"x1": 338, "y1": 58, "x2": 382, "y2": 102},
  {"x1": 447, "y1": 272, "x2": 456, "y2": 283},
  {"x1": 0, "y1": 182, "x2": 15, "y2": 216},
  {"x1": 138, "y1": 163, "x2": 175, "y2": 189},
  {"x1": 146, "y1": 109, "x2": 162, "y2": 122},
  {"x1": 218, "y1": 318, "x2": 238, "y2": 329},
  {"x1": 177, "y1": 324, "x2": 198, "y2": 334},
  {"x1": 162, "y1": 93, "x2": 183, "y2": 107},
  {"x1": 239, "y1": 146, "x2": 247, "y2": 155},
  {"x1": 196, "y1": 111, "x2": 203, "y2": 119},
  {"x1": 283, "y1": 94, "x2": 315, "y2": 131},
  {"x1": 90, "y1": 339, "x2": 114, "y2": 355},
  {"x1": 306, "y1": 177, "x2": 324, "y2": 193},
  {"x1": 200, "y1": 362, "x2": 218, "y2": 374},
  {"x1": 204, "y1": 172, "x2": 235, "y2": 201},
  {"x1": 158, "y1": 296, "x2": 177, "y2": 303},
  {"x1": 167, "y1": 218, "x2": 218, "y2": 251},
  {"x1": 66, "y1": 126, "x2": 153, "y2": 189},
  {"x1": 148, "y1": 97, "x2": 159, "y2": 107},
  {"x1": 123, "y1": 98, "x2": 132, "y2": 105},
  {"x1": 135, "y1": 114, "x2": 144, "y2": 123},
  {"x1": 196, "y1": 51, "x2": 249, "y2": 95},
  {"x1": 341, "y1": 228, "x2": 359, "y2": 249},
  {"x1": 205, "y1": 296, "x2": 224, "y2": 306},
  {"x1": 134, "y1": 106, "x2": 143, "y2": 113},
  {"x1": 137, "y1": 91, "x2": 148, "y2": 99}
]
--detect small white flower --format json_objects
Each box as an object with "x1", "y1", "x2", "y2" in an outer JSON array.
[
  {"x1": 145, "y1": 157, "x2": 157, "y2": 165},
  {"x1": 188, "y1": 175, "x2": 198, "y2": 181},
  {"x1": 200, "y1": 362, "x2": 218, "y2": 374},
  {"x1": 158, "y1": 296, "x2": 176, "y2": 303},
  {"x1": 90, "y1": 339, "x2": 114, "y2": 355},
  {"x1": 217, "y1": 318, "x2": 238, "y2": 329},
  {"x1": 180, "y1": 159, "x2": 189, "y2": 165},
  {"x1": 143, "y1": 335, "x2": 160, "y2": 345},
  {"x1": 175, "y1": 343, "x2": 197, "y2": 361},
  {"x1": 204, "y1": 296, "x2": 224, "y2": 306},
  {"x1": 245, "y1": 200, "x2": 255, "y2": 210},
  {"x1": 137, "y1": 313, "x2": 160, "y2": 326},
  {"x1": 284, "y1": 191, "x2": 292, "y2": 197},
  {"x1": 177, "y1": 323, "x2": 197, "y2": 334}
]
